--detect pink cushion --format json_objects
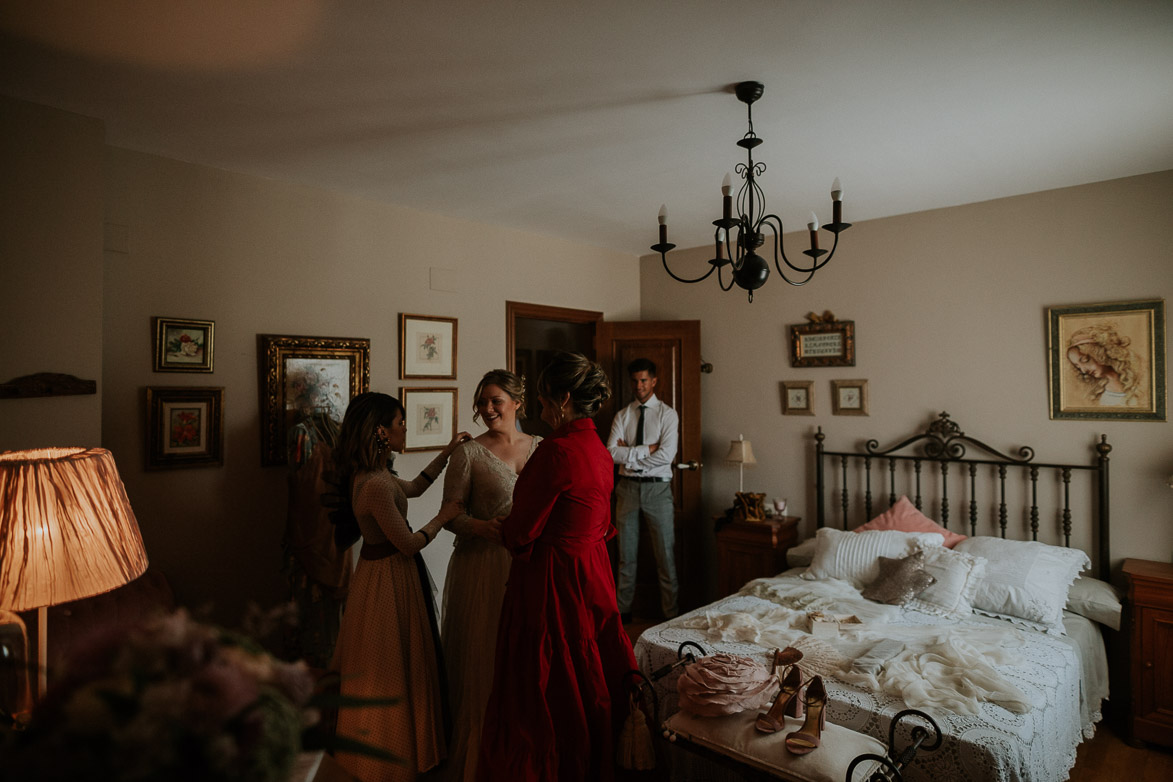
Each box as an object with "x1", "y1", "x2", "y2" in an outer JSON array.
[{"x1": 854, "y1": 496, "x2": 966, "y2": 548}]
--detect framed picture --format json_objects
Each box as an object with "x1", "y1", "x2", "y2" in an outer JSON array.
[
  {"x1": 1047, "y1": 299, "x2": 1166, "y2": 421},
  {"x1": 399, "y1": 314, "x2": 458, "y2": 380},
  {"x1": 400, "y1": 387, "x2": 457, "y2": 451},
  {"x1": 258, "y1": 334, "x2": 370, "y2": 465},
  {"x1": 146, "y1": 387, "x2": 223, "y2": 469},
  {"x1": 780, "y1": 380, "x2": 814, "y2": 415},
  {"x1": 153, "y1": 317, "x2": 214, "y2": 372},
  {"x1": 831, "y1": 379, "x2": 869, "y2": 416},
  {"x1": 789, "y1": 319, "x2": 855, "y2": 367}
]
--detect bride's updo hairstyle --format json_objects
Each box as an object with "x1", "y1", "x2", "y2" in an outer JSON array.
[
  {"x1": 538, "y1": 351, "x2": 611, "y2": 419},
  {"x1": 472, "y1": 369, "x2": 527, "y2": 423}
]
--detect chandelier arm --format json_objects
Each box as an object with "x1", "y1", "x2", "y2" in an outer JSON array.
[
  {"x1": 716, "y1": 263, "x2": 736, "y2": 292},
  {"x1": 660, "y1": 252, "x2": 717, "y2": 284},
  {"x1": 759, "y1": 215, "x2": 816, "y2": 285}
]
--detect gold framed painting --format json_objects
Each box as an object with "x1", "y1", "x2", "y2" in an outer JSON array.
[
  {"x1": 830, "y1": 379, "x2": 869, "y2": 416},
  {"x1": 146, "y1": 386, "x2": 223, "y2": 469},
  {"x1": 400, "y1": 387, "x2": 457, "y2": 452},
  {"x1": 789, "y1": 319, "x2": 855, "y2": 367},
  {"x1": 780, "y1": 380, "x2": 814, "y2": 415},
  {"x1": 257, "y1": 334, "x2": 370, "y2": 465},
  {"x1": 1047, "y1": 299, "x2": 1166, "y2": 421},
  {"x1": 153, "y1": 317, "x2": 214, "y2": 372},
  {"x1": 399, "y1": 314, "x2": 458, "y2": 380}
]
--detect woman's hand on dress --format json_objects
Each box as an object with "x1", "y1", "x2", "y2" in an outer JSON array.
[
  {"x1": 437, "y1": 499, "x2": 465, "y2": 525},
  {"x1": 474, "y1": 517, "x2": 504, "y2": 545},
  {"x1": 442, "y1": 431, "x2": 473, "y2": 458}
]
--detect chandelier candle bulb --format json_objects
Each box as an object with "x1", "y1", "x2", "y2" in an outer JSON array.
[
  {"x1": 808, "y1": 211, "x2": 820, "y2": 251},
  {"x1": 722, "y1": 173, "x2": 733, "y2": 221},
  {"x1": 658, "y1": 204, "x2": 668, "y2": 245},
  {"x1": 832, "y1": 178, "x2": 843, "y2": 225},
  {"x1": 715, "y1": 228, "x2": 726, "y2": 260}
]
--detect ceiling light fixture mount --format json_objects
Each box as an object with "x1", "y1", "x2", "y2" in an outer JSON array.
[{"x1": 652, "y1": 81, "x2": 851, "y2": 303}]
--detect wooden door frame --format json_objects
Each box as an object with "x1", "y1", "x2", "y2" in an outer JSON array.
[{"x1": 505, "y1": 301, "x2": 604, "y2": 372}]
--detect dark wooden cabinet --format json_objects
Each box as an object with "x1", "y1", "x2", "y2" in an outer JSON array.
[
  {"x1": 1123, "y1": 558, "x2": 1173, "y2": 748},
  {"x1": 715, "y1": 516, "x2": 799, "y2": 598}
]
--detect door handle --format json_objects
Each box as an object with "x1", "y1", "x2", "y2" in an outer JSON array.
[{"x1": 675, "y1": 460, "x2": 702, "y2": 471}]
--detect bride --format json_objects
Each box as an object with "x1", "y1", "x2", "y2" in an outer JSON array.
[{"x1": 440, "y1": 370, "x2": 540, "y2": 781}]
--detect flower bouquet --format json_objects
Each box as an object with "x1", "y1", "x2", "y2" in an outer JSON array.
[{"x1": 0, "y1": 609, "x2": 390, "y2": 782}]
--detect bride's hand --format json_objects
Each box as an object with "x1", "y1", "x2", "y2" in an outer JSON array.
[
  {"x1": 476, "y1": 517, "x2": 504, "y2": 545},
  {"x1": 437, "y1": 499, "x2": 464, "y2": 525}
]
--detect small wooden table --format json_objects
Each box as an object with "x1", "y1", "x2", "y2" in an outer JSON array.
[
  {"x1": 715, "y1": 516, "x2": 799, "y2": 598},
  {"x1": 1122, "y1": 558, "x2": 1173, "y2": 748}
]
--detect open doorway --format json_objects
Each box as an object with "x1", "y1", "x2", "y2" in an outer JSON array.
[{"x1": 506, "y1": 301, "x2": 602, "y2": 437}]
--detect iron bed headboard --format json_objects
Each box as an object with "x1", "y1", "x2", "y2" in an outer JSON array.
[{"x1": 815, "y1": 412, "x2": 1112, "y2": 580}]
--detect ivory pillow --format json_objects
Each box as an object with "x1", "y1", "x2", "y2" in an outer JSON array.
[
  {"x1": 1065, "y1": 575, "x2": 1123, "y2": 630},
  {"x1": 804, "y1": 527, "x2": 945, "y2": 587},
  {"x1": 954, "y1": 536, "x2": 1089, "y2": 634},
  {"x1": 908, "y1": 545, "x2": 987, "y2": 618},
  {"x1": 853, "y1": 495, "x2": 967, "y2": 548}
]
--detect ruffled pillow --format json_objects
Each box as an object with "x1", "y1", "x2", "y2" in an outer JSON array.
[
  {"x1": 954, "y1": 537, "x2": 1089, "y2": 635},
  {"x1": 853, "y1": 495, "x2": 966, "y2": 548},
  {"x1": 804, "y1": 527, "x2": 945, "y2": 588},
  {"x1": 909, "y1": 545, "x2": 987, "y2": 618},
  {"x1": 676, "y1": 653, "x2": 779, "y2": 717},
  {"x1": 862, "y1": 550, "x2": 936, "y2": 606}
]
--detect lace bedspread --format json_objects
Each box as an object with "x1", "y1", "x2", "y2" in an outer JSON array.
[{"x1": 634, "y1": 574, "x2": 1106, "y2": 782}]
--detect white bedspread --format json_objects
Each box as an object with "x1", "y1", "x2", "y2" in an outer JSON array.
[{"x1": 635, "y1": 573, "x2": 1107, "y2": 782}]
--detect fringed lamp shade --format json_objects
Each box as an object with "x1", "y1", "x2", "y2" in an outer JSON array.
[
  {"x1": 0, "y1": 448, "x2": 148, "y2": 611},
  {"x1": 0, "y1": 447, "x2": 148, "y2": 705}
]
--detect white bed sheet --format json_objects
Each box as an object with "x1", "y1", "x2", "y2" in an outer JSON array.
[{"x1": 634, "y1": 573, "x2": 1108, "y2": 782}]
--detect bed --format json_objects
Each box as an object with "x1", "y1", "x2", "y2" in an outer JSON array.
[{"x1": 635, "y1": 412, "x2": 1118, "y2": 782}]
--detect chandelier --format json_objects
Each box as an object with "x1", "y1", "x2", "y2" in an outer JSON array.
[{"x1": 652, "y1": 81, "x2": 850, "y2": 303}]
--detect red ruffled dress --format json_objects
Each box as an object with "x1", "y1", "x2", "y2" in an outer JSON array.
[{"x1": 478, "y1": 418, "x2": 637, "y2": 782}]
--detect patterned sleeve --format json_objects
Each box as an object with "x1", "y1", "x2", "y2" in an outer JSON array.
[
  {"x1": 353, "y1": 472, "x2": 430, "y2": 556},
  {"x1": 443, "y1": 442, "x2": 478, "y2": 537},
  {"x1": 401, "y1": 451, "x2": 449, "y2": 498}
]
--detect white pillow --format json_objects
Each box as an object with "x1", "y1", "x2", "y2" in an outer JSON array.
[
  {"x1": 908, "y1": 545, "x2": 987, "y2": 618},
  {"x1": 804, "y1": 527, "x2": 945, "y2": 587},
  {"x1": 1065, "y1": 575, "x2": 1123, "y2": 630},
  {"x1": 954, "y1": 537, "x2": 1089, "y2": 635}
]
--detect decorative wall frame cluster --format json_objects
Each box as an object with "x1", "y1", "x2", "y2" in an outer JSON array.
[
  {"x1": 154, "y1": 317, "x2": 214, "y2": 373},
  {"x1": 257, "y1": 334, "x2": 370, "y2": 465},
  {"x1": 1046, "y1": 298, "x2": 1166, "y2": 421},
  {"x1": 146, "y1": 387, "x2": 223, "y2": 469}
]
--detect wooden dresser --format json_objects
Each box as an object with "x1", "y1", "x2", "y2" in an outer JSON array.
[
  {"x1": 715, "y1": 516, "x2": 799, "y2": 598},
  {"x1": 1123, "y1": 558, "x2": 1173, "y2": 748}
]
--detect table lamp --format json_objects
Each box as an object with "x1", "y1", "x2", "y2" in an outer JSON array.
[
  {"x1": 725, "y1": 434, "x2": 757, "y2": 493},
  {"x1": 0, "y1": 447, "x2": 148, "y2": 709}
]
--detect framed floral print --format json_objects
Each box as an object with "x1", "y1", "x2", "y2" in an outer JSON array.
[
  {"x1": 400, "y1": 387, "x2": 458, "y2": 451},
  {"x1": 399, "y1": 314, "x2": 457, "y2": 380},
  {"x1": 153, "y1": 317, "x2": 214, "y2": 372},
  {"x1": 1047, "y1": 299, "x2": 1166, "y2": 421},
  {"x1": 146, "y1": 387, "x2": 223, "y2": 469},
  {"x1": 780, "y1": 380, "x2": 814, "y2": 415},
  {"x1": 258, "y1": 334, "x2": 370, "y2": 465},
  {"x1": 830, "y1": 379, "x2": 869, "y2": 416}
]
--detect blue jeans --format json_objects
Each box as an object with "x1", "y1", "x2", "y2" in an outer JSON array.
[{"x1": 614, "y1": 478, "x2": 678, "y2": 618}]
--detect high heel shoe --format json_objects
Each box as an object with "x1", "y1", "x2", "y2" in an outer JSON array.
[
  {"x1": 755, "y1": 662, "x2": 804, "y2": 733},
  {"x1": 784, "y1": 675, "x2": 827, "y2": 755},
  {"x1": 771, "y1": 646, "x2": 803, "y2": 676}
]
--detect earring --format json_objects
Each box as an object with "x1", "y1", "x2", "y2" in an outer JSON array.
[{"x1": 375, "y1": 429, "x2": 391, "y2": 454}]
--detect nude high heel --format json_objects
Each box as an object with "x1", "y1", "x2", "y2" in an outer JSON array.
[
  {"x1": 784, "y1": 675, "x2": 827, "y2": 755},
  {"x1": 755, "y1": 658, "x2": 804, "y2": 734}
]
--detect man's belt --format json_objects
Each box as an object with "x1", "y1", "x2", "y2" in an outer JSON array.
[{"x1": 619, "y1": 475, "x2": 670, "y2": 483}]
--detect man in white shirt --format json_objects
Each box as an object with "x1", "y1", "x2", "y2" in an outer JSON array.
[{"x1": 607, "y1": 358, "x2": 680, "y2": 622}]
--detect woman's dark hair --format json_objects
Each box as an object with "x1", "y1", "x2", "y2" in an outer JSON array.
[
  {"x1": 472, "y1": 369, "x2": 527, "y2": 423},
  {"x1": 323, "y1": 392, "x2": 404, "y2": 548},
  {"x1": 537, "y1": 351, "x2": 611, "y2": 419}
]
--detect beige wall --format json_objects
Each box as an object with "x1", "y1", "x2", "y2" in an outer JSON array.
[
  {"x1": 101, "y1": 148, "x2": 640, "y2": 624},
  {"x1": 0, "y1": 96, "x2": 104, "y2": 448},
  {"x1": 641, "y1": 170, "x2": 1173, "y2": 592}
]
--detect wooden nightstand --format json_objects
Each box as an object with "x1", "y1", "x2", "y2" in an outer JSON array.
[
  {"x1": 1123, "y1": 558, "x2": 1173, "y2": 748},
  {"x1": 715, "y1": 516, "x2": 799, "y2": 598}
]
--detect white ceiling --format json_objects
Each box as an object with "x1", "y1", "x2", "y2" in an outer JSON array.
[{"x1": 2, "y1": 0, "x2": 1172, "y2": 255}]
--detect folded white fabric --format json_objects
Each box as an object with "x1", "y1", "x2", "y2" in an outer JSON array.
[{"x1": 804, "y1": 527, "x2": 944, "y2": 587}]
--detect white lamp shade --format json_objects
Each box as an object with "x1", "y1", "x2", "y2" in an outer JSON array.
[
  {"x1": 725, "y1": 438, "x2": 757, "y2": 466},
  {"x1": 0, "y1": 447, "x2": 148, "y2": 611}
]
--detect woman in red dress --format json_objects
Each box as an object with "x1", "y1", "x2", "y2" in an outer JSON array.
[{"x1": 478, "y1": 352, "x2": 638, "y2": 782}]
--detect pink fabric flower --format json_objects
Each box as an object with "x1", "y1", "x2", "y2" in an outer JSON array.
[{"x1": 676, "y1": 653, "x2": 780, "y2": 716}]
